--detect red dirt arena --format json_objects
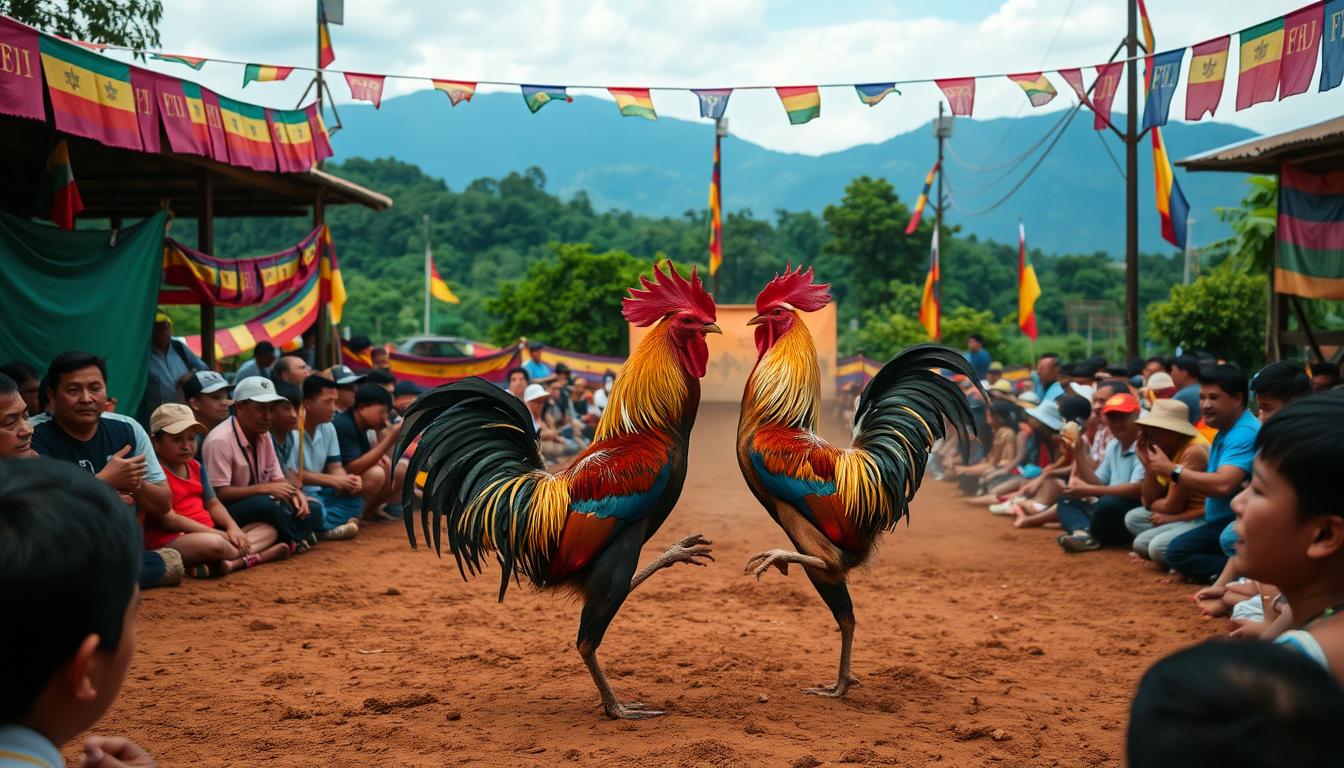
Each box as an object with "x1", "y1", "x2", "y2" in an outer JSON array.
[{"x1": 75, "y1": 403, "x2": 1217, "y2": 767}]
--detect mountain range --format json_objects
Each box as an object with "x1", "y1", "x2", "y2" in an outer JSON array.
[{"x1": 329, "y1": 90, "x2": 1257, "y2": 255}]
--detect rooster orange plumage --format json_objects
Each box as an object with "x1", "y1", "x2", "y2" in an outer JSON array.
[
  {"x1": 396, "y1": 262, "x2": 720, "y2": 719},
  {"x1": 737, "y1": 265, "x2": 980, "y2": 697}
]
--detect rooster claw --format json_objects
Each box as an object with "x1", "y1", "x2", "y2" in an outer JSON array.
[
  {"x1": 605, "y1": 701, "x2": 665, "y2": 719},
  {"x1": 661, "y1": 534, "x2": 715, "y2": 568},
  {"x1": 803, "y1": 676, "x2": 859, "y2": 698}
]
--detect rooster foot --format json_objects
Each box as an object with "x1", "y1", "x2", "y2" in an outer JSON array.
[
  {"x1": 803, "y1": 675, "x2": 859, "y2": 698},
  {"x1": 663, "y1": 533, "x2": 715, "y2": 567},
  {"x1": 744, "y1": 549, "x2": 825, "y2": 579},
  {"x1": 604, "y1": 700, "x2": 665, "y2": 720}
]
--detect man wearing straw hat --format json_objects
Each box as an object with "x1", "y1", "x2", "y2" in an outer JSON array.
[{"x1": 1123, "y1": 399, "x2": 1211, "y2": 565}]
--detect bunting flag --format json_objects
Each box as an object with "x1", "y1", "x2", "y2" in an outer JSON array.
[
  {"x1": 189, "y1": 84, "x2": 231, "y2": 164},
  {"x1": 1276, "y1": 164, "x2": 1344, "y2": 300},
  {"x1": 185, "y1": 268, "x2": 323, "y2": 360},
  {"x1": 218, "y1": 95, "x2": 276, "y2": 171},
  {"x1": 935, "y1": 77, "x2": 975, "y2": 116},
  {"x1": 267, "y1": 108, "x2": 317, "y2": 173},
  {"x1": 35, "y1": 140, "x2": 83, "y2": 230},
  {"x1": 38, "y1": 36, "x2": 141, "y2": 150},
  {"x1": 1057, "y1": 67, "x2": 1090, "y2": 106},
  {"x1": 1017, "y1": 220, "x2": 1040, "y2": 341},
  {"x1": 609, "y1": 87, "x2": 656, "y2": 120},
  {"x1": 775, "y1": 86, "x2": 820, "y2": 124},
  {"x1": 156, "y1": 76, "x2": 210, "y2": 157},
  {"x1": 919, "y1": 227, "x2": 941, "y2": 341},
  {"x1": 854, "y1": 82, "x2": 897, "y2": 106},
  {"x1": 905, "y1": 161, "x2": 938, "y2": 235},
  {"x1": 1141, "y1": 49, "x2": 1184, "y2": 129},
  {"x1": 1139, "y1": 0, "x2": 1191, "y2": 251},
  {"x1": 320, "y1": 226, "x2": 346, "y2": 324},
  {"x1": 708, "y1": 131, "x2": 723, "y2": 276},
  {"x1": 1006, "y1": 72, "x2": 1056, "y2": 107},
  {"x1": 1187, "y1": 36, "x2": 1230, "y2": 119},
  {"x1": 521, "y1": 84, "x2": 570, "y2": 113},
  {"x1": 1091, "y1": 61, "x2": 1124, "y2": 129},
  {"x1": 0, "y1": 17, "x2": 44, "y2": 121},
  {"x1": 429, "y1": 256, "x2": 460, "y2": 304},
  {"x1": 160, "y1": 225, "x2": 325, "y2": 307},
  {"x1": 345, "y1": 72, "x2": 385, "y2": 108},
  {"x1": 243, "y1": 63, "x2": 294, "y2": 87},
  {"x1": 432, "y1": 79, "x2": 476, "y2": 106},
  {"x1": 1237, "y1": 18, "x2": 1285, "y2": 110},
  {"x1": 692, "y1": 88, "x2": 731, "y2": 119},
  {"x1": 835, "y1": 354, "x2": 884, "y2": 392},
  {"x1": 306, "y1": 103, "x2": 333, "y2": 162},
  {"x1": 1280, "y1": 3, "x2": 1324, "y2": 98},
  {"x1": 1153, "y1": 127, "x2": 1190, "y2": 249},
  {"x1": 371, "y1": 344, "x2": 522, "y2": 389},
  {"x1": 129, "y1": 67, "x2": 161, "y2": 153},
  {"x1": 151, "y1": 53, "x2": 206, "y2": 70},
  {"x1": 1323, "y1": 0, "x2": 1344, "y2": 91},
  {"x1": 318, "y1": 6, "x2": 336, "y2": 68}
]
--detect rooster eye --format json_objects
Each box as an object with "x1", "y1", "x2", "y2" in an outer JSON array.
[{"x1": 772, "y1": 308, "x2": 782, "y2": 315}]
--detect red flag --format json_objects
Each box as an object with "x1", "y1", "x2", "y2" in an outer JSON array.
[
  {"x1": 0, "y1": 17, "x2": 44, "y2": 121},
  {"x1": 36, "y1": 140, "x2": 83, "y2": 230},
  {"x1": 1280, "y1": 3, "x2": 1325, "y2": 98},
  {"x1": 935, "y1": 78, "x2": 975, "y2": 116},
  {"x1": 1091, "y1": 62, "x2": 1124, "y2": 129},
  {"x1": 1057, "y1": 68, "x2": 1090, "y2": 106},
  {"x1": 345, "y1": 72, "x2": 385, "y2": 108},
  {"x1": 129, "y1": 67, "x2": 161, "y2": 154},
  {"x1": 306, "y1": 103, "x2": 333, "y2": 162},
  {"x1": 1186, "y1": 36, "x2": 1230, "y2": 120}
]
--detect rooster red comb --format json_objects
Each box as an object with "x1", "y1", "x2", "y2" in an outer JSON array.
[
  {"x1": 754, "y1": 263, "x2": 831, "y2": 314},
  {"x1": 622, "y1": 261, "x2": 717, "y2": 327}
]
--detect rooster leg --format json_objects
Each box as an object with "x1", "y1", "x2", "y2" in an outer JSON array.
[
  {"x1": 743, "y1": 548, "x2": 827, "y2": 579},
  {"x1": 629, "y1": 533, "x2": 715, "y2": 592},
  {"x1": 802, "y1": 575, "x2": 859, "y2": 698}
]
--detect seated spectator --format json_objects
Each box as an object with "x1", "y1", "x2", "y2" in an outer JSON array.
[
  {"x1": 1141, "y1": 370, "x2": 1177, "y2": 406},
  {"x1": 324, "y1": 365, "x2": 366, "y2": 412},
  {"x1": 1125, "y1": 399, "x2": 1210, "y2": 565},
  {"x1": 1312, "y1": 361, "x2": 1341, "y2": 392},
  {"x1": 522, "y1": 342, "x2": 554, "y2": 384},
  {"x1": 569, "y1": 377, "x2": 598, "y2": 439},
  {"x1": 103, "y1": 395, "x2": 119, "y2": 413},
  {"x1": 523, "y1": 383, "x2": 568, "y2": 462},
  {"x1": 965, "y1": 396, "x2": 1070, "y2": 511},
  {"x1": 393, "y1": 380, "x2": 424, "y2": 417},
  {"x1": 365, "y1": 368, "x2": 397, "y2": 395},
  {"x1": 985, "y1": 360, "x2": 1004, "y2": 389},
  {"x1": 1127, "y1": 639, "x2": 1344, "y2": 768},
  {"x1": 0, "y1": 373, "x2": 35, "y2": 458},
  {"x1": 0, "y1": 457, "x2": 161, "y2": 768},
  {"x1": 183, "y1": 370, "x2": 233, "y2": 434},
  {"x1": 545, "y1": 378, "x2": 588, "y2": 455},
  {"x1": 948, "y1": 400, "x2": 1021, "y2": 495},
  {"x1": 1231, "y1": 392, "x2": 1344, "y2": 681},
  {"x1": 269, "y1": 381, "x2": 304, "y2": 471},
  {"x1": 1056, "y1": 393, "x2": 1146, "y2": 553},
  {"x1": 1034, "y1": 352, "x2": 1063, "y2": 404},
  {"x1": 201, "y1": 376, "x2": 318, "y2": 551},
  {"x1": 287, "y1": 376, "x2": 362, "y2": 539},
  {"x1": 370, "y1": 345, "x2": 390, "y2": 372},
  {"x1": 271, "y1": 354, "x2": 312, "y2": 388},
  {"x1": 1169, "y1": 353, "x2": 1202, "y2": 424},
  {"x1": 506, "y1": 367, "x2": 529, "y2": 400},
  {"x1": 141, "y1": 310, "x2": 207, "y2": 424},
  {"x1": 32, "y1": 352, "x2": 178, "y2": 589},
  {"x1": 1155, "y1": 364, "x2": 1259, "y2": 584},
  {"x1": 234, "y1": 341, "x2": 276, "y2": 382},
  {"x1": 1143, "y1": 355, "x2": 1170, "y2": 378},
  {"x1": 0, "y1": 360, "x2": 40, "y2": 416},
  {"x1": 145, "y1": 404, "x2": 289, "y2": 576},
  {"x1": 1251, "y1": 361, "x2": 1312, "y2": 422},
  {"x1": 553, "y1": 362, "x2": 573, "y2": 387},
  {"x1": 333, "y1": 383, "x2": 405, "y2": 522}
]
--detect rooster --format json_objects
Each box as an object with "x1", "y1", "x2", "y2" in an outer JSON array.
[
  {"x1": 737, "y1": 265, "x2": 979, "y2": 697},
  {"x1": 396, "y1": 262, "x2": 720, "y2": 719}
]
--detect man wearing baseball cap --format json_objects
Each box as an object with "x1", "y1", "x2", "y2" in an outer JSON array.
[
  {"x1": 1057, "y1": 392, "x2": 1146, "y2": 553},
  {"x1": 324, "y1": 364, "x2": 365, "y2": 412},
  {"x1": 183, "y1": 370, "x2": 233, "y2": 435}
]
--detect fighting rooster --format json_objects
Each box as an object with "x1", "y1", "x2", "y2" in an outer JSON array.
[
  {"x1": 396, "y1": 263, "x2": 719, "y2": 719},
  {"x1": 737, "y1": 265, "x2": 979, "y2": 697}
]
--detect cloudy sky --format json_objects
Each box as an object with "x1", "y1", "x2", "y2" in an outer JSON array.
[{"x1": 122, "y1": 0, "x2": 1343, "y2": 156}]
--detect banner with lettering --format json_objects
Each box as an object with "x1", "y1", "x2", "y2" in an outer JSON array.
[
  {"x1": 0, "y1": 16, "x2": 43, "y2": 120},
  {"x1": 160, "y1": 225, "x2": 324, "y2": 307}
]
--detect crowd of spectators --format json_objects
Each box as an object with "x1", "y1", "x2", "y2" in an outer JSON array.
[{"x1": 506, "y1": 344, "x2": 613, "y2": 466}]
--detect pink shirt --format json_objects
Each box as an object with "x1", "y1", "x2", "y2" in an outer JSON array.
[{"x1": 201, "y1": 416, "x2": 285, "y2": 488}]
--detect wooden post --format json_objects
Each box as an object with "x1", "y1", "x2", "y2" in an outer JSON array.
[
  {"x1": 198, "y1": 169, "x2": 216, "y2": 369},
  {"x1": 1123, "y1": 0, "x2": 1140, "y2": 361},
  {"x1": 314, "y1": 188, "x2": 331, "y2": 368}
]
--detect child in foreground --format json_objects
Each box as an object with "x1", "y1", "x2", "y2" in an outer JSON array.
[{"x1": 0, "y1": 457, "x2": 159, "y2": 767}]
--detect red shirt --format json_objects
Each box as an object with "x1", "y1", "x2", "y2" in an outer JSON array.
[{"x1": 163, "y1": 459, "x2": 213, "y2": 529}]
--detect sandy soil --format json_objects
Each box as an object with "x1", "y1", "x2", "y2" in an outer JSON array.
[{"x1": 78, "y1": 403, "x2": 1218, "y2": 767}]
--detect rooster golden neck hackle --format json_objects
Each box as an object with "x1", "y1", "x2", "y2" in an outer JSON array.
[
  {"x1": 737, "y1": 263, "x2": 981, "y2": 698},
  {"x1": 396, "y1": 261, "x2": 719, "y2": 720}
]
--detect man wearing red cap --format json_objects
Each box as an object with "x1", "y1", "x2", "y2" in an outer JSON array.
[{"x1": 1057, "y1": 392, "x2": 1146, "y2": 553}]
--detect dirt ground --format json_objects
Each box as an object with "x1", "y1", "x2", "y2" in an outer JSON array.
[{"x1": 78, "y1": 403, "x2": 1219, "y2": 767}]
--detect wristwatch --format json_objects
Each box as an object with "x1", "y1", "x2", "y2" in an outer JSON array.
[{"x1": 1171, "y1": 465, "x2": 1183, "y2": 484}]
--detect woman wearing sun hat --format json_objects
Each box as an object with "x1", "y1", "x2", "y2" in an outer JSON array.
[{"x1": 1125, "y1": 398, "x2": 1211, "y2": 565}]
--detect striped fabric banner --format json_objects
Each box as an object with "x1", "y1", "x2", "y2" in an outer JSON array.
[
  {"x1": 243, "y1": 63, "x2": 294, "y2": 87},
  {"x1": 184, "y1": 268, "x2": 323, "y2": 359},
  {"x1": 160, "y1": 225, "x2": 325, "y2": 307},
  {"x1": 38, "y1": 36, "x2": 142, "y2": 149},
  {"x1": 1277, "y1": 163, "x2": 1344, "y2": 300}
]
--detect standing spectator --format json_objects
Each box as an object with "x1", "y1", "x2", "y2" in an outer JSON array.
[
  {"x1": 393, "y1": 380, "x2": 424, "y2": 417},
  {"x1": 1125, "y1": 399, "x2": 1210, "y2": 565},
  {"x1": 233, "y1": 341, "x2": 276, "y2": 383},
  {"x1": 1251, "y1": 361, "x2": 1312, "y2": 422},
  {"x1": 183, "y1": 370, "x2": 233, "y2": 433},
  {"x1": 323, "y1": 364, "x2": 365, "y2": 412},
  {"x1": 333, "y1": 384, "x2": 404, "y2": 522},
  {"x1": 522, "y1": 342, "x2": 554, "y2": 383},
  {"x1": 200, "y1": 376, "x2": 318, "y2": 551},
  {"x1": 964, "y1": 334, "x2": 991, "y2": 381},
  {"x1": 1143, "y1": 356, "x2": 1170, "y2": 378},
  {"x1": 141, "y1": 311, "x2": 208, "y2": 424},
  {"x1": 292, "y1": 376, "x2": 363, "y2": 537},
  {"x1": 370, "y1": 345, "x2": 391, "y2": 372},
  {"x1": 0, "y1": 373, "x2": 35, "y2": 458},
  {"x1": 1056, "y1": 393, "x2": 1146, "y2": 553},
  {"x1": 506, "y1": 367, "x2": 529, "y2": 400},
  {"x1": 1156, "y1": 365, "x2": 1259, "y2": 583},
  {"x1": 1170, "y1": 354, "x2": 1203, "y2": 425},
  {"x1": 1035, "y1": 352, "x2": 1063, "y2": 404},
  {"x1": 592, "y1": 370, "x2": 616, "y2": 417},
  {"x1": 270, "y1": 354, "x2": 312, "y2": 388},
  {"x1": 0, "y1": 361, "x2": 39, "y2": 417},
  {"x1": 1310, "y1": 360, "x2": 1340, "y2": 392}
]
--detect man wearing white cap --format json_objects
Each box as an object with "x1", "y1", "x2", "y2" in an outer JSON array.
[{"x1": 523, "y1": 383, "x2": 566, "y2": 462}]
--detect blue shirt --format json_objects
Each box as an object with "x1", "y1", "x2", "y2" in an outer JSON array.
[
  {"x1": 522, "y1": 359, "x2": 552, "y2": 381},
  {"x1": 964, "y1": 349, "x2": 991, "y2": 381},
  {"x1": 144, "y1": 338, "x2": 207, "y2": 418},
  {"x1": 1174, "y1": 383, "x2": 1201, "y2": 425},
  {"x1": 1204, "y1": 410, "x2": 1260, "y2": 522},
  {"x1": 0, "y1": 724, "x2": 63, "y2": 768},
  {"x1": 1095, "y1": 437, "x2": 1145, "y2": 487},
  {"x1": 1040, "y1": 380, "x2": 1064, "y2": 404}
]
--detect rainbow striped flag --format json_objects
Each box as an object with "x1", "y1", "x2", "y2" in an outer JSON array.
[
  {"x1": 609, "y1": 87, "x2": 657, "y2": 120},
  {"x1": 243, "y1": 63, "x2": 294, "y2": 87},
  {"x1": 318, "y1": 7, "x2": 335, "y2": 68},
  {"x1": 218, "y1": 96, "x2": 277, "y2": 172},
  {"x1": 38, "y1": 37, "x2": 141, "y2": 150},
  {"x1": 432, "y1": 79, "x2": 476, "y2": 106},
  {"x1": 853, "y1": 83, "x2": 896, "y2": 106},
  {"x1": 186, "y1": 269, "x2": 323, "y2": 360},
  {"x1": 1006, "y1": 72, "x2": 1057, "y2": 107},
  {"x1": 1237, "y1": 18, "x2": 1284, "y2": 110},
  {"x1": 1277, "y1": 164, "x2": 1344, "y2": 300},
  {"x1": 521, "y1": 84, "x2": 570, "y2": 113},
  {"x1": 1018, "y1": 221, "x2": 1040, "y2": 341},
  {"x1": 267, "y1": 108, "x2": 316, "y2": 173},
  {"x1": 919, "y1": 228, "x2": 941, "y2": 341},
  {"x1": 775, "y1": 86, "x2": 820, "y2": 125},
  {"x1": 905, "y1": 161, "x2": 938, "y2": 235},
  {"x1": 35, "y1": 140, "x2": 83, "y2": 230},
  {"x1": 152, "y1": 53, "x2": 207, "y2": 70}
]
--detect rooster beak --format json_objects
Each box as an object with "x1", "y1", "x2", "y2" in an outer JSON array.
[
  {"x1": 703, "y1": 322, "x2": 722, "y2": 334},
  {"x1": 746, "y1": 314, "x2": 767, "y2": 326}
]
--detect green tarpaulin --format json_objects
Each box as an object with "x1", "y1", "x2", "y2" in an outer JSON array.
[{"x1": 0, "y1": 211, "x2": 167, "y2": 413}]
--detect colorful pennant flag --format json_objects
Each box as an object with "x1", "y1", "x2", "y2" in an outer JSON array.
[
  {"x1": 243, "y1": 63, "x2": 294, "y2": 88},
  {"x1": 775, "y1": 86, "x2": 820, "y2": 125},
  {"x1": 306, "y1": 103, "x2": 333, "y2": 162},
  {"x1": 318, "y1": 6, "x2": 336, "y2": 68},
  {"x1": 129, "y1": 67, "x2": 161, "y2": 154},
  {"x1": 935, "y1": 77, "x2": 975, "y2": 116},
  {"x1": 1091, "y1": 62, "x2": 1124, "y2": 130},
  {"x1": 1138, "y1": 0, "x2": 1191, "y2": 252},
  {"x1": 1057, "y1": 68, "x2": 1090, "y2": 106},
  {"x1": 155, "y1": 77, "x2": 208, "y2": 157},
  {"x1": 218, "y1": 95, "x2": 276, "y2": 172},
  {"x1": 0, "y1": 18, "x2": 44, "y2": 122},
  {"x1": 432, "y1": 79, "x2": 476, "y2": 106},
  {"x1": 919, "y1": 227, "x2": 941, "y2": 341},
  {"x1": 1141, "y1": 49, "x2": 1184, "y2": 130},
  {"x1": 608, "y1": 87, "x2": 657, "y2": 120},
  {"x1": 1280, "y1": 3, "x2": 1324, "y2": 98},
  {"x1": 267, "y1": 108, "x2": 317, "y2": 173},
  {"x1": 521, "y1": 84, "x2": 570, "y2": 113},
  {"x1": 38, "y1": 36, "x2": 141, "y2": 150},
  {"x1": 1153, "y1": 127, "x2": 1190, "y2": 249},
  {"x1": 1006, "y1": 72, "x2": 1057, "y2": 107},
  {"x1": 319, "y1": 226, "x2": 346, "y2": 325},
  {"x1": 198, "y1": 86, "x2": 232, "y2": 164},
  {"x1": 429, "y1": 256, "x2": 460, "y2": 304},
  {"x1": 905, "y1": 162, "x2": 938, "y2": 235},
  {"x1": 854, "y1": 83, "x2": 897, "y2": 106},
  {"x1": 692, "y1": 88, "x2": 731, "y2": 119},
  {"x1": 708, "y1": 132, "x2": 723, "y2": 276},
  {"x1": 151, "y1": 53, "x2": 206, "y2": 70},
  {"x1": 345, "y1": 72, "x2": 385, "y2": 108},
  {"x1": 1276, "y1": 164, "x2": 1344, "y2": 300},
  {"x1": 35, "y1": 140, "x2": 83, "y2": 230},
  {"x1": 1237, "y1": 18, "x2": 1285, "y2": 110},
  {"x1": 1323, "y1": 0, "x2": 1344, "y2": 91},
  {"x1": 1017, "y1": 220, "x2": 1040, "y2": 341},
  {"x1": 1186, "y1": 36, "x2": 1230, "y2": 119}
]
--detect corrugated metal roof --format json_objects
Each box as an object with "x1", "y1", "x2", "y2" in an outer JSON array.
[{"x1": 1177, "y1": 115, "x2": 1344, "y2": 174}]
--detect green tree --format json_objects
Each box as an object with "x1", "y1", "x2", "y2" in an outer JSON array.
[
  {"x1": 1147, "y1": 267, "x2": 1267, "y2": 367},
  {"x1": 940, "y1": 306, "x2": 1006, "y2": 351},
  {"x1": 1207, "y1": 175, "x2": 1277, "y2": 272},
  {"x1": 823, "y1": 176, "x2": 924, "y2": 310},
  {"x1": 3, "y1": 0, "x2": 163, "y2": 53}
]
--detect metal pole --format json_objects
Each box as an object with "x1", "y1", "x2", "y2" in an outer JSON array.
[
  {"x1": 423, "y1": 213, "x2": 431, "y2": 335},
  {"x1": 935, "y1": 102, "x2": 945, "y2": 343},
  {"x1": 713, "y1": 117, "x2": 726, "y2": 299},
  {"x1": 1124, "y1": 0, "x2": 1140, "y2": 360},
  {"x1": 198, "y1": 169, "x2": 216, "y2": 369},
  {"x1": 1182, "y1": 216, "x2": 1195, "y2": 285},
  {"x1": 315, "y1": 0, "x2": 325, "y2": 168}
]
